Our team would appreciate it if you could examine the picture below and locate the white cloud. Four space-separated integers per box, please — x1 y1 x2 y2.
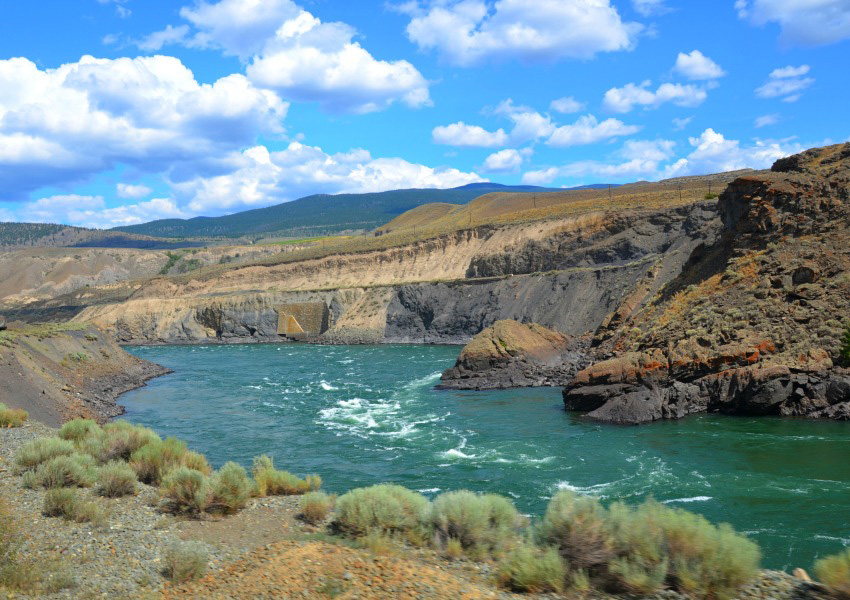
755 65 814 101
171 143 485 214
632 0 670 16
770 64 810 78
663 128 801 177
116 183 153 199
550 96 584 114
400 0 642 67
491 100 557 144
143 0 431 114
736 0 850 46
0 55 287 200
754 114 779 128
603 80 708 113
523 138 675 183
672 116 693 130
97 0 131 19
673 50 725 80
15 195 188 228
432 122 508 147
547 114 641 147
483 148 524 173
137 25 190 52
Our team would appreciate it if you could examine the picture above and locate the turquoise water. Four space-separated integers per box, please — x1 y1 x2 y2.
121 343 850 570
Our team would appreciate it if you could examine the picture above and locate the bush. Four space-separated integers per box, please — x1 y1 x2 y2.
0 403 28 427
252 455 313 496
42 488 107 526
335 484 429 537
28 454 97 489
15 437 75 472
182 451 212 476
130 437 189 484
301 491 334 525
430 490 521 556
538 490 615 573
209 462 252 514
162 541 209 583
58 418 100 442
0 497 19 568
96 461 137 497
499 543 566 593
100 422 161 462
161 467 210 514
814 548 850 598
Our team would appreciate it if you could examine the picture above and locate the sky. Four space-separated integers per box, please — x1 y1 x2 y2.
0 0 848 229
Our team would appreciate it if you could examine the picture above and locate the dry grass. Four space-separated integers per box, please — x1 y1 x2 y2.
0 403 27 427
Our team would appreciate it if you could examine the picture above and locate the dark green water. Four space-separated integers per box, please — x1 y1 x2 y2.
121 343 850 570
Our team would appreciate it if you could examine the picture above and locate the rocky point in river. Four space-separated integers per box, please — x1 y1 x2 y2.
438 319 587 389
563 143 850 425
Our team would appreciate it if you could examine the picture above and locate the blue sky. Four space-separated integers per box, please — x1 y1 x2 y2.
0 0 848 228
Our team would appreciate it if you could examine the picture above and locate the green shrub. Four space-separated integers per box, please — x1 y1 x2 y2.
100 421 161 462
130 437 189 484
0 497 19 568
58 418 100 442
96 461 137 497
498 543 566 593
430 490 521 556
42 489 107 526
301 491 335 525
814 547 850 598
0 403 28 427
252 455 313 496
162 541 209 583
181 450 212 476
335 484 429 537
538 490 615 573
15 437 75 472
608 500 759 599
28 454 97 489
209 462 252 514
161 467 210 514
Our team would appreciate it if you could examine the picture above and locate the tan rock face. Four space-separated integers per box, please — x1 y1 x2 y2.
457 320 570 369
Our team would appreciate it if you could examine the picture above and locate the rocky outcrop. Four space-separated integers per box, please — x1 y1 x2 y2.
0 324 169 426
439 320 587 389
564 143 850 424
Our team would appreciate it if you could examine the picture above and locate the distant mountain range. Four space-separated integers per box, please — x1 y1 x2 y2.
111 183 606 239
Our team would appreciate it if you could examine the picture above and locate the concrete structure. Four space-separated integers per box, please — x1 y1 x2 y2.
275 302 330 339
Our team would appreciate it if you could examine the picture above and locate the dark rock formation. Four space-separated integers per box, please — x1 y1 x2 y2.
564 143 850 424
438 320 588 389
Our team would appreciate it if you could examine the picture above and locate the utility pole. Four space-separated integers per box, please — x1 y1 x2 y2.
608 184 612 200
678 183 682 203
533 194 537 209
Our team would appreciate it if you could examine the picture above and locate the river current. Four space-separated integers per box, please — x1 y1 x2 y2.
121 343 850 570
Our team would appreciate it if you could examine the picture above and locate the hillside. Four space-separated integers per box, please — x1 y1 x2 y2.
0 222 202 250
111 184 559 239
563 143 850 424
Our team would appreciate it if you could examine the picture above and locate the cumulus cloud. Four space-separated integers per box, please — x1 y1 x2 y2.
137 25 190 52
492 99 556 144
142 0 431 114
523 138 675 183
547 114 641 146
482 148 525 173
171 143 485 214
673 50 726 80
116 183 152 198
432 122 508 147
663 128 800 177
735 0 850 46
754 114 779 128
603 80 708 113
16 195 188 228
0 55 287 200
97 0 131 19
399 0 642 66
550 96 584 114
755 65 814 101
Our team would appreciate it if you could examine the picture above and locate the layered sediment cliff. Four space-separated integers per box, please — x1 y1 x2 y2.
51 199 719 347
